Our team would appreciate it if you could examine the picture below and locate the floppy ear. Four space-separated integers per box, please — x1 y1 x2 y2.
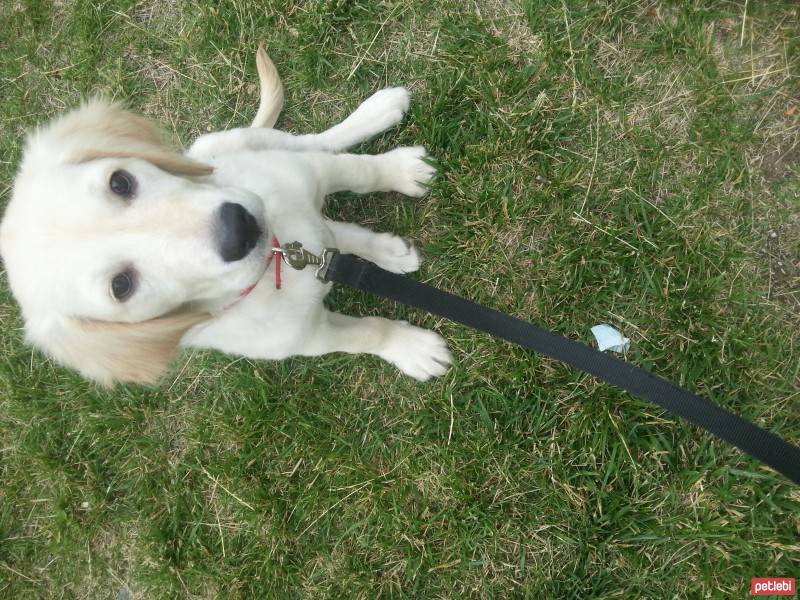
25 311 209 386
26 98 212 176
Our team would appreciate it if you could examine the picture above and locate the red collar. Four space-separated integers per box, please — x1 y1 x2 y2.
238 235 282 299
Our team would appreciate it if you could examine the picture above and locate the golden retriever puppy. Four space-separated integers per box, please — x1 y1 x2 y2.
0 48 451 385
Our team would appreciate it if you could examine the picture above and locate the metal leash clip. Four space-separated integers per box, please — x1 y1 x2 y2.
272 241 338 281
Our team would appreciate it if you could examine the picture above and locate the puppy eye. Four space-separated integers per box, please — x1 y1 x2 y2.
109 170 135 198
110 270 136 301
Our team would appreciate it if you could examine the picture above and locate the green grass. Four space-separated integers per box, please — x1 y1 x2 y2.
1 0 799 597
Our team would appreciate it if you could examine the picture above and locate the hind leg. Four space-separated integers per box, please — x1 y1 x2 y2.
304 146 435 197
188 88 412 159
312 87 410 150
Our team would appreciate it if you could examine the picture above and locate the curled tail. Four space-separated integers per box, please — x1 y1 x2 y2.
250 45 284 128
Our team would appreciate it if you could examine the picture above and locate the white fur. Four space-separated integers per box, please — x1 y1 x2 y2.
0 53 452 385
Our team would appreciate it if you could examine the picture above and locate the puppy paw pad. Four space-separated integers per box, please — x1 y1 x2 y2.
372 234 422 273
385 146 437 197
382 324 452 381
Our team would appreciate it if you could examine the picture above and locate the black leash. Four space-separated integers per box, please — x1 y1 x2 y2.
319 251 800 486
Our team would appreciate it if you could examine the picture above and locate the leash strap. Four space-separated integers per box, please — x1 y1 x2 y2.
324 252 800 485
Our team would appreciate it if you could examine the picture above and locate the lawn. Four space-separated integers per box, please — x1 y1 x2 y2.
1 0 798 598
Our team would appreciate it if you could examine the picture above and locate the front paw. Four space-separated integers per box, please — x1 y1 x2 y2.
371 233 422 273
383 146 436 197
380 322 452 381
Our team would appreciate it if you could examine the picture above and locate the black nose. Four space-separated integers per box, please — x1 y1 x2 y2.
216 202 262 262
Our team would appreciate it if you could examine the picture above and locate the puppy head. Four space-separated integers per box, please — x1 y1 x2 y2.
0 100 268 384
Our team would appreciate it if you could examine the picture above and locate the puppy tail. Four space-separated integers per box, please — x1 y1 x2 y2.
251 45 285 128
